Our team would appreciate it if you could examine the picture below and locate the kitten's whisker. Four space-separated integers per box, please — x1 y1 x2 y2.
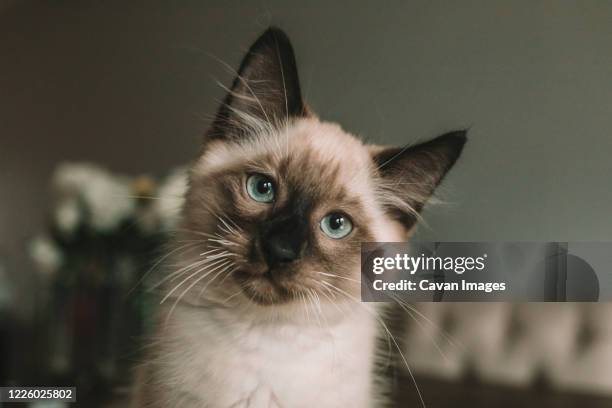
309 284 340 369
200 247 229 257
311 280 346 318
222 288 244 304
128 241 202 296
217 224 233 236
224 215 243 232
317 271 361 284
201 250 239 261
308 288 324 331
208 237 240 247
173 238 208 244
216 263 238 286
398 302 451 363
389 294 463 351
300 291 311 324
165 264 235 324
311 289 323 316
206 253 239 262
216 218 235 236
172 228 217 239
149 257 211 291
169 256 231 282
151 253 231 291
197 265 237 298
305 289 319 328
161 259 233 304
316 280 340 303
218 216 242 235
179 201 244 242
319 281 427 408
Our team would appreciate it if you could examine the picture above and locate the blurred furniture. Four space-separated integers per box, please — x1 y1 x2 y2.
395 375 612 408
404 303 612 396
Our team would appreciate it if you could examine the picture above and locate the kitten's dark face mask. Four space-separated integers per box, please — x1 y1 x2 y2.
184 145 377 305
172 28 466 307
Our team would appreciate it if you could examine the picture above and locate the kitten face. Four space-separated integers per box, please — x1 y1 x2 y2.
171 28 466 308
185 119 396 305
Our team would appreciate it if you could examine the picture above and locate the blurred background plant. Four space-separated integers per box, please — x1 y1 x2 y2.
3 163 187 407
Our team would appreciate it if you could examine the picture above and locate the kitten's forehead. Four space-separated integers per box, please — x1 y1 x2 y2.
196 117 374 197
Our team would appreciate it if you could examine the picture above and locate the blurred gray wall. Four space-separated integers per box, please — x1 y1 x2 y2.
1 0 612 276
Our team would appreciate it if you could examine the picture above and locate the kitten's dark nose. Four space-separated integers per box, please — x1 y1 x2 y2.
264 233 300 263
260 218 306 267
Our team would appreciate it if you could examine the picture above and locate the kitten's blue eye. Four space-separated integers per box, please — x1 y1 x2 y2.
246 174 275 203
320 213 353 239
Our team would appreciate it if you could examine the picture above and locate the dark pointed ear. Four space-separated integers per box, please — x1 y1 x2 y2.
207 27 306 142
372 130 467 228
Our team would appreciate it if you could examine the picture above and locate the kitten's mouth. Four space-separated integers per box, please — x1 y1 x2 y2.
233 268 297 305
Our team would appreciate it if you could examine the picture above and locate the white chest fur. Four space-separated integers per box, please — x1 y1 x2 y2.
150 303 379 408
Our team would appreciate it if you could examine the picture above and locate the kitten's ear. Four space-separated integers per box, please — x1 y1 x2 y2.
372 130 467 228
207 27 306 142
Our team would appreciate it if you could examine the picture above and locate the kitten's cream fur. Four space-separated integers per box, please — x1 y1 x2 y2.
133 27 465 408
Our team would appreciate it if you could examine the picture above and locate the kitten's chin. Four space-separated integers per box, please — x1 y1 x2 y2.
233 269 296 306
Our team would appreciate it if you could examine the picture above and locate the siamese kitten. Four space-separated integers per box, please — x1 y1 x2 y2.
134 27 466 407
